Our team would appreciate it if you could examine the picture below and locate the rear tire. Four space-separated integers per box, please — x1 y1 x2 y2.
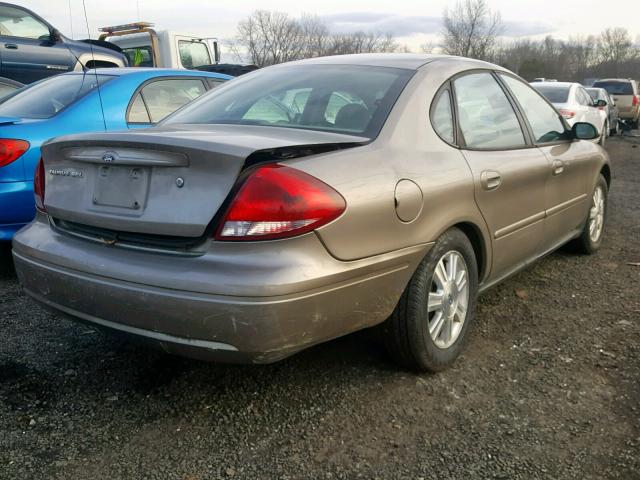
572 174 608 254
381 228 478 372
610 120 618 136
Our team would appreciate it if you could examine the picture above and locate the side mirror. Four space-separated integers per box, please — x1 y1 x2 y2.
595 99 607 107
50 29 62 43
572 122 598 140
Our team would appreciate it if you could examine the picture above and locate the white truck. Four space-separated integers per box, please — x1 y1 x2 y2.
99 22 220 69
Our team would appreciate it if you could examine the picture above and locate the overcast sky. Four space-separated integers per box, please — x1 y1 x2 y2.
14 0 640 54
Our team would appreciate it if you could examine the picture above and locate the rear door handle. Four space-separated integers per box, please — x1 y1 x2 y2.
480 170 502 190
552 160 565 175
4 43 17 49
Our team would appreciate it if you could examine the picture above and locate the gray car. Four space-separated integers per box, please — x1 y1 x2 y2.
12 54 610 371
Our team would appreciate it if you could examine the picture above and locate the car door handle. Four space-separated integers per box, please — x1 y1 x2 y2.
4 43 17 49
552 160 565 175
480 171 502 190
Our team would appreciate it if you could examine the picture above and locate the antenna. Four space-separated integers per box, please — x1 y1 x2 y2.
81 0 107 131
68 0 73 38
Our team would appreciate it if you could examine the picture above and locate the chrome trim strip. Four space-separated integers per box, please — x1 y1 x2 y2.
494 211 545 239
546 194 588 217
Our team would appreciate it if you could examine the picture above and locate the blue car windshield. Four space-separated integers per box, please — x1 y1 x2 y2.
163 65 414 139
0 73 114 119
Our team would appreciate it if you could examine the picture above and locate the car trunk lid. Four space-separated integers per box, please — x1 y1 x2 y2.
41 125 366 239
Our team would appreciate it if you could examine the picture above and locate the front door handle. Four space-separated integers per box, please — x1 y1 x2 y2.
4 43 17 49
480 170 502 190
552 160 565 175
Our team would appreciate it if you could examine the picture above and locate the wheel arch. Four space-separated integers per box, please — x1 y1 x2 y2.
600 163 611 188
449 221 489 283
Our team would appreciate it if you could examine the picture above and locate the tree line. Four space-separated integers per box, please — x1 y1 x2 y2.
231 1 640 82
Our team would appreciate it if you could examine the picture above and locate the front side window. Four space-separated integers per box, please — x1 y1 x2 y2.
453 72 525 149
0 73 113 119
431 89 454 143
130 78 207 123
178 41 211 69
164 65 414 139
0 6 49 40
500 74 566 144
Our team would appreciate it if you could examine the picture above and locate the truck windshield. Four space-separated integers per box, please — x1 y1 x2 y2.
0 73 114 119
592 81 634 95
164 65 414 139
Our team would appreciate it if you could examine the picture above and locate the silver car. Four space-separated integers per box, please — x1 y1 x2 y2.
12 54 610 371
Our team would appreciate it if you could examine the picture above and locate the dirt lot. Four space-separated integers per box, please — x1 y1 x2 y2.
0 135 638 480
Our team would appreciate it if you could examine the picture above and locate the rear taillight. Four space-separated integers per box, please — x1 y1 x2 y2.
215 164 346 241
559 109 575 119
633 95 639 107
0 139 29 168
598 106 605 111
34 158 45 212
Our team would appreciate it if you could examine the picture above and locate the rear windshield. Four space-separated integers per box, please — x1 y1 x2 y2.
0 73 113 119
592 81 634 95
531 85 570 104
163 65 414 138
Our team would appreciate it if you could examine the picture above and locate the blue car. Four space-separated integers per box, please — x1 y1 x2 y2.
0 68 231 241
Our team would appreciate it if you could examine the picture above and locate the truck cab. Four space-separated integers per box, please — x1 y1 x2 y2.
100 23 219 69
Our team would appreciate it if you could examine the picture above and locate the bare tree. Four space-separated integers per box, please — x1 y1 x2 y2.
235 10 398 65
237 10 305 67
598 27 635 63
441 0 502 60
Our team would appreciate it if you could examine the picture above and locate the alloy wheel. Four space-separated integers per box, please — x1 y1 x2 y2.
589 186 605 243
427 251 470 349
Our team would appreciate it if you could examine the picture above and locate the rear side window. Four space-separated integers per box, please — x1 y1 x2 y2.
453 72 525 149
178 41 211 69
593 81 634 95
501 74 566 144
127 78 207 124
431 89 454 143
122 46 154 67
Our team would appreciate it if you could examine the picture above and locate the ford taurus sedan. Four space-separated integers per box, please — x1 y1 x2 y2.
12 54 610 371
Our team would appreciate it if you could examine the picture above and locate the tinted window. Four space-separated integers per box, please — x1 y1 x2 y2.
432 89 454 143
0 6 49 39
592 81 634 95
164 65 413 139
0 73 113 119
178 41 211 69
501 75 566 144
531 85 570 104
139 78 206 123
454 72 525 149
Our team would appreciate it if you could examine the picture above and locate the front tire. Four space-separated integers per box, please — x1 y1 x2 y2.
382 228 478 372
572 174 608 254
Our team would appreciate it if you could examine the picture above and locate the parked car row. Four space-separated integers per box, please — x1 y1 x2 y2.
7 53 611 372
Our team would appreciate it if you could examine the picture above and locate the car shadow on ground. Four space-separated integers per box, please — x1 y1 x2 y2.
0 244 16 280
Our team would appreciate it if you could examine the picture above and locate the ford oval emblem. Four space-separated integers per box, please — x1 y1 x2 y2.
102 152 116 163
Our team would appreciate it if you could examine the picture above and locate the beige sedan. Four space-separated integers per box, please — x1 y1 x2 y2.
13 54 610 371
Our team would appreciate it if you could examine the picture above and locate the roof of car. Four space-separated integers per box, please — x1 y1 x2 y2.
67 68 232 79
594 78 635 83
280 53 503 71
531 81 576 88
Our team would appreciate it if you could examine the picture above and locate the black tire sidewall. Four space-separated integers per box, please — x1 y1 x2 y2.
404 228 479 371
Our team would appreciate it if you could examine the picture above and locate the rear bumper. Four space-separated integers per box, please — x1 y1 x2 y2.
0 180 34 241
13 218 430 363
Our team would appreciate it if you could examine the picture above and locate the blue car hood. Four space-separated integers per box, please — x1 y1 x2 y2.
0 116 22 125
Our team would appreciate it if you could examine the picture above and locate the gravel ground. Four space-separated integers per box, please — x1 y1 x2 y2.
1 135 639 480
